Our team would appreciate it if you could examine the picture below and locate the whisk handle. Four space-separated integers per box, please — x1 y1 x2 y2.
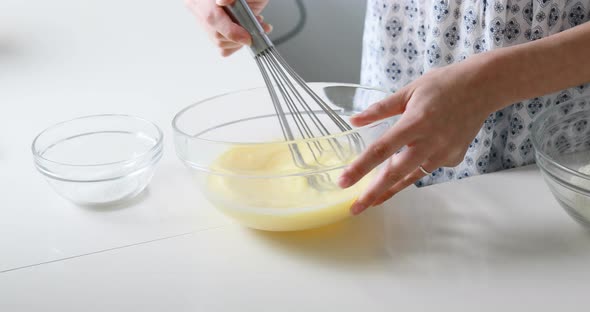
222 0 273 56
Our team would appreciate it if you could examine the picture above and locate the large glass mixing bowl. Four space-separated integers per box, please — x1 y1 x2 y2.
531 96 590 227
172 83 395 231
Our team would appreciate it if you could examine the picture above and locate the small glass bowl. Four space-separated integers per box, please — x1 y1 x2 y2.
32 114 163 205
531 96 590 227
173 83 395 231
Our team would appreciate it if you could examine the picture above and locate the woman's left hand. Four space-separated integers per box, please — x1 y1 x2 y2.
339 55 508 215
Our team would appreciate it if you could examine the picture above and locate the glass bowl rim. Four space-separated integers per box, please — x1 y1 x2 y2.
34 151 163 183
171 82 393 146
31 114 164 168
530 95 590 181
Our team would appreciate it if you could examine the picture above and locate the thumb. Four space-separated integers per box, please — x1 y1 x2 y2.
350 90 408 127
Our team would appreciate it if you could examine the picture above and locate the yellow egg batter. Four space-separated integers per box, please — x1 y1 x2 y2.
205 143 372 231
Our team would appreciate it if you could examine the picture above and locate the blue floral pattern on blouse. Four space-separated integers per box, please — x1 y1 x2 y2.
361 0 590 186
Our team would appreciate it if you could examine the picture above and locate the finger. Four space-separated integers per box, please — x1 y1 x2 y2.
350 144 431 215
215 0 234 6
262 22 273 33
372 168 426 206
255 15 273 33
210 32 242 49
373 159 438 206
338 118 415 188
220 46 242 57
350 90 408 127
207 7 251 45
217 39 242 48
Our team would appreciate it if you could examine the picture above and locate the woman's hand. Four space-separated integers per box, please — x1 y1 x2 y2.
339 55 508 215
339 21 590 215
185 0 272 57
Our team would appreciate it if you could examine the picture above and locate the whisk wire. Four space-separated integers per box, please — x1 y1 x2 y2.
255 57 309 168
223 0 366 188
264 48 354 163
263 50 327 157
267 50 332 137
271 50 366 155
260 53 324 165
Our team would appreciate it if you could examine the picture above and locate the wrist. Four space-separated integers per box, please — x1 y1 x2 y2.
458 51 515 116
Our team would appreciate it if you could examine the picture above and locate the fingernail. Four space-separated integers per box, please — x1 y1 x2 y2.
350 202 366 216
267 24 273 33
258 15 264 21
338 175 351 188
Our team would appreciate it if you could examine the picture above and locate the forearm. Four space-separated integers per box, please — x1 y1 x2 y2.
472 21 590 112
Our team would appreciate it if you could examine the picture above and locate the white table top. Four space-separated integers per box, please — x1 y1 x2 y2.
3 166 590 311
0 0 257 273
2 1 590 311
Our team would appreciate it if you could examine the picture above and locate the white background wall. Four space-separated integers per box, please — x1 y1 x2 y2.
265 0 367 84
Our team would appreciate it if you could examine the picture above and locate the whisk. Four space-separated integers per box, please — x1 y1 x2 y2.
223 0 363 185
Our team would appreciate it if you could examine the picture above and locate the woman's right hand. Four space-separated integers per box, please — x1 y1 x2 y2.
185 0 272 57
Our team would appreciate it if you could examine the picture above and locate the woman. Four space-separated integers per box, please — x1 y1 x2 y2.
186 0 590 215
